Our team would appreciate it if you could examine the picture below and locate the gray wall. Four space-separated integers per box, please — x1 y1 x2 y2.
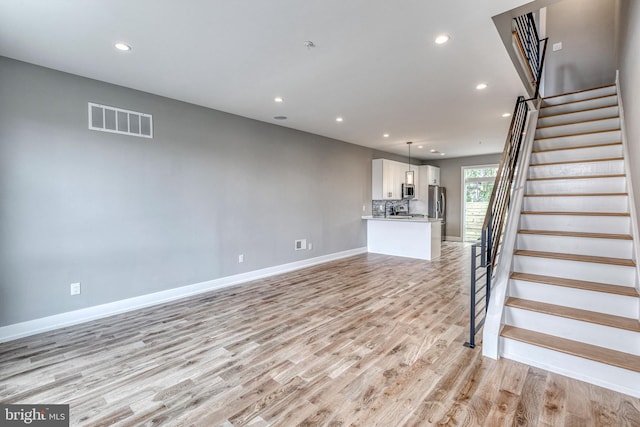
544 0 617 96
0 57 375 326
617 0 640 231
429 153 502 240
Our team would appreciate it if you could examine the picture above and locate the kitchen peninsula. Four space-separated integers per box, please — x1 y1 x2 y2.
362 216 442 260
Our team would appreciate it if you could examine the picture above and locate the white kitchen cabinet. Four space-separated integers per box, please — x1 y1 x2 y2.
417 165 440 205
372 159 395 200
372 159 416 200
425 165 440 186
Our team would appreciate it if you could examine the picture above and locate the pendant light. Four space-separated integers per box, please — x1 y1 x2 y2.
405 141 414 185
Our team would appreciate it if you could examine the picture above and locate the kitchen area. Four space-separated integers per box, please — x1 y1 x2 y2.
362 154 446 260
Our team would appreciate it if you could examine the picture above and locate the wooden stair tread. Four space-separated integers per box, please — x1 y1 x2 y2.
521 211 630 217
534 129 621 141
536 116 620 130
532 141 621 153
513 249 636 266
505 297 640 332
510 272 639 297
501 325 640 373
528 174 625 181
518 229 633 240
540 94 617 111
530 157 623 166
524 192 627 197
541 87 617 108
542 84 616 100
539 104 619 119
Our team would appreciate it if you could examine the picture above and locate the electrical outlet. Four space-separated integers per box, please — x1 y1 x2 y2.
238 254 244 263
70 282 81 296
308 243 313 250
362 204 366 212
552 42 562 51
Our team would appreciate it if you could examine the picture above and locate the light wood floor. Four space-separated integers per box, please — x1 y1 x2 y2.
1 243 639 426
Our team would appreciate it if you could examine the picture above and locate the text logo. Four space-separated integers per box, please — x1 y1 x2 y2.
0 404 69 426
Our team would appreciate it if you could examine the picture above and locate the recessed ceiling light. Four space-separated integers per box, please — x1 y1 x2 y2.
274 97 284 103
418 145 423 149
383 133 389 138
440 153 446 156
502 112 511 117
114 42 131 51
435 34 450 45
273 116 287 120
336 117 343 122
430 149 437 153
476 83 488 90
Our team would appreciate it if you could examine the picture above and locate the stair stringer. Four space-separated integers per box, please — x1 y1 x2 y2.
482 108 539 359
616 70 640 304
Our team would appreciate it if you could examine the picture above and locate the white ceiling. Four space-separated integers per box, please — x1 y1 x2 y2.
0 0 532 160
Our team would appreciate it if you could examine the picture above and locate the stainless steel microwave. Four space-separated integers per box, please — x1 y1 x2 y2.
401 183 415 199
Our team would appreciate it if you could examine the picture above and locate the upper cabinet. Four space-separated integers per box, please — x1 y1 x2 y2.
424 165 440 186
418 165 441 204
372 159 418 200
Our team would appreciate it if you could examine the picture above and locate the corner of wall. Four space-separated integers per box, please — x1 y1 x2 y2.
615 73 640 294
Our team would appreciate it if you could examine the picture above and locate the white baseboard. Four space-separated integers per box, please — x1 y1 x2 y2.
0 247 367 343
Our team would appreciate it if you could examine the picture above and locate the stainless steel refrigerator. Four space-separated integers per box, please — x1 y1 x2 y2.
428 185 446 241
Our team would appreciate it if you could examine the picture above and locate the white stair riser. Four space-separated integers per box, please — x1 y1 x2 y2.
540 95 618 117
529 159 624 178
531 144 623 164
509 279 639 318
537 106 619 128
504 307 639 355
519 214 631 234
498 88 640 399
516 234 633 259
512 255 636 286
522 195 628 213
526 177 626 194
542 86 617 106
535 118 620 139
534 130 621 151
500 337 640 398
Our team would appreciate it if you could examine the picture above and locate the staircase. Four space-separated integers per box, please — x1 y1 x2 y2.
498 84 640 397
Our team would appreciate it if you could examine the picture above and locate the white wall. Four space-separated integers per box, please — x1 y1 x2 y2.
544 0 617 95
617 0 640 230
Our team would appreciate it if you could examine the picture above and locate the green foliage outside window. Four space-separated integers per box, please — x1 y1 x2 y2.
464 167 498 203
466 182 495 203
464 167 497 179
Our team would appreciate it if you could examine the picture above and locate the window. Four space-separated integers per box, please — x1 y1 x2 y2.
462 165 498 242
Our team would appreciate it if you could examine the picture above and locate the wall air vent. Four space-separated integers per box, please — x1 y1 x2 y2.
88 102 153 138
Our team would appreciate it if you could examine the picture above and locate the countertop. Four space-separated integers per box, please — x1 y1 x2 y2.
361 215 442 223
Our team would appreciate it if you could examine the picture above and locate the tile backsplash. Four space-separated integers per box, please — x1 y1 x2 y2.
372 200 409 217
372 199 428 217
372 200 386 217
